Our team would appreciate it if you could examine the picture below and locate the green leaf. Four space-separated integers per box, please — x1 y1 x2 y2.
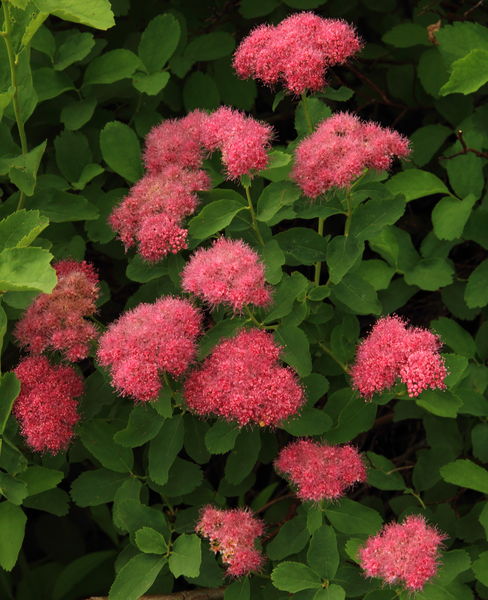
0 373 19 436
205 420 240 454
411 124 451 167
108 553 165 600
159 457 202 497
473 551 488 586
0 247 56 293
465 259 488 308
9 141 46 196
224 578 250 600
275 324 312 377
24 488 69 516
416 389 462 418
0 473 27 505
133 72 170 96
70 469 127 507
257 181 300 223
349 196 406 241
0 305 5 359
326 236 363 284
33 68 75 102
184 32 235 62
262 239 285 285
326 390 377 444
0 502 26 571
321 86 354 101
472 423 488 463
61 98 97 130
115 497 169 537
271 562 322 593
382 23 429 47
240 0 279 18
440 459 488 494
432 194 476 241
54 31 95 70
139 13 180 72
18 466 63 496
267 516 310 560
183 72 220 111
274 227 327 266
385 169 449 201
431 317 476 357
168 534 201 578
295 97 331 136
0 210 48 252
331 273 381 315
307 525 339 580
366 452 406 491
148 416 184 485
441 49 488 95
135 527 167 555
84 49 141 85
52 551 115 600
113 405 164 448
33 0 115 29
28 190 99 222
55 130 92 183
282 408 332 436
188 199 245 241
264 271 308 323
225 429 261 485
314 586 346 600
324 498 382 535
197 318 246 360
404 257 454 291
100 121 143 183
79 421 134 473
369 226 419 272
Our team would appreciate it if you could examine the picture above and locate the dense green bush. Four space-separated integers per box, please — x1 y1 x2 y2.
0 0 487 599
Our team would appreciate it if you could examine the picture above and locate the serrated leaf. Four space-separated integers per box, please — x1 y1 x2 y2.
0 210 48 252
271 562 322 593
135 527 167 554
404 257 454 291
139 13 180 72
385 169 449 201
79 421 134 473
9 141 46 196
440 49 488 95
168 534 201 578
0 247 56 293
34 0 114 29
440 459 488 494
84 49 141 85
465 259 488 308
432 194 476 241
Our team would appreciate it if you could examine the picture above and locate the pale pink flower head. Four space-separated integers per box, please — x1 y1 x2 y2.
275 439 366 502
97 297 202 402
144 110 208 173
184 328 304 427
109 165 210 262
196 506 265 577
292 112 410 198
233 12 362 95
182 238 271 311
14 356 83 454
359 515 446 592
350 315 447 399
201 107 273 179
14 260 100 362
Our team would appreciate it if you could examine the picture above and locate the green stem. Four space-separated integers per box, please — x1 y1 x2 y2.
344 189 352 237
314 216 325 285
301 92 313 135
244 305 262 328
318 342 350 374
244 184 265 246
1 1 29 211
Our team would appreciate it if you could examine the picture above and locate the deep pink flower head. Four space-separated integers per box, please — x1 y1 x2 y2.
350 315 447 399
201 107 273 178
182 238 271 311
109 165 210 262
184 328 304 426
14 356 83 454
233 12 362 94
97 297 202 402
196 506 265 577
359 515 446 592
275 439 366 502
14 260 99 362
144 110 208 172
292 112 410 197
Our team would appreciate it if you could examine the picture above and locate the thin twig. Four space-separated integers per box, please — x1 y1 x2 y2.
440 130 488 161
87 588 226 600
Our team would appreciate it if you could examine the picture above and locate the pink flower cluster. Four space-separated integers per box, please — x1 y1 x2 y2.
292 112 410 198
351 315 447 399
14 356 83 454
184 328 304 426
234 12 362 95
275 439 366 502
14 260 99 362
110 108 272 261
182 238 271 311
97 297 201 402
359 515 446 592
196 506 264 577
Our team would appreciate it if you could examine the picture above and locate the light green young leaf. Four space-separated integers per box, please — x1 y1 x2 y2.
9 141 46 196
432 194 476 241
34 0 115 30
0 247 56 293
0 209 48 252
440 49 488 95
440 459 488 494
385 169 449 201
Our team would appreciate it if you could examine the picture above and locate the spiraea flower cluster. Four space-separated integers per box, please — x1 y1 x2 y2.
275 439 366 502
351 315 447 399
196 506 265 577
292 112 410 197
14 260 100 362
110 107 272 261
97 297 201 402
184 328 304 426
359 515 446 592
182 238 271 311
14 356 83 454
234 12 361 95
